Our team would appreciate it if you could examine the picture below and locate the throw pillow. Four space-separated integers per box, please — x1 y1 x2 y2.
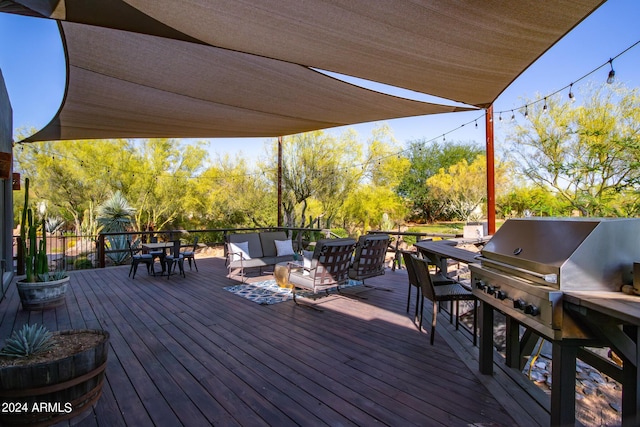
274 239 295 256
303 250 314 269
229 241 251 261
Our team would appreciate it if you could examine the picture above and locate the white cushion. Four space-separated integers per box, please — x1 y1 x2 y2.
303 250 314 269
274 239 295 256
230 241 251 261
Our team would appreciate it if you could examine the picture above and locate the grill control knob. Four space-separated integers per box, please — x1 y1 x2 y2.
524 304 540 316
475 281 486 291
513 299 526 310
495 290 507 300
485 285 495 295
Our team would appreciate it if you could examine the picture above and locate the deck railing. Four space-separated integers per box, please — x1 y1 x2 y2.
13 227 462 273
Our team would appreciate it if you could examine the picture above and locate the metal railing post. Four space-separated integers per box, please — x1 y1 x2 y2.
98 234 106 268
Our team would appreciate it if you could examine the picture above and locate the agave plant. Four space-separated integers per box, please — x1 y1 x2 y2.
97 192 136 264
0 324 54 358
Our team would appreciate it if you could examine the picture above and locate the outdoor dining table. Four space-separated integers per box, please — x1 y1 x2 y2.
141 241 175 276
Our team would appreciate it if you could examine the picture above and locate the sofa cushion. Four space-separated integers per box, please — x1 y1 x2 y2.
229 241 250 261
229 232 263 258
227 257 271 269
259 231 288 257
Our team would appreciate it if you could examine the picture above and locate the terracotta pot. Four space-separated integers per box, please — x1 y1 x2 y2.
0 329 110 426
16 276 69 310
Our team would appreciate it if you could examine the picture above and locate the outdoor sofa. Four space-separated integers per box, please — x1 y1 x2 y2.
225 231 296 281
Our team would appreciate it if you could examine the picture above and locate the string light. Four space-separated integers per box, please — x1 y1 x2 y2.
568 83 575 102
511 110 515 121
524 105 528 119
606 58 615 84
498 112 502 122
494 39 639 123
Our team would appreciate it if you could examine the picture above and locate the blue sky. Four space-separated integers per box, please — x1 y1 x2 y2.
1 0 640 163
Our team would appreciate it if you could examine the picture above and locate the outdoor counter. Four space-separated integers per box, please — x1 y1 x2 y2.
563 291 640 427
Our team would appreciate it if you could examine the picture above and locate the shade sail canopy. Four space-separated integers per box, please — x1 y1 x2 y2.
2 0 605 142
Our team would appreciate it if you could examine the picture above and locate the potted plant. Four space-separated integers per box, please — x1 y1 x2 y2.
0 324 109 426
16 178 69 310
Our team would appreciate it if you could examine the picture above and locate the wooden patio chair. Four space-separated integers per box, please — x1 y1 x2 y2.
410 254 477 345
288 238 357 310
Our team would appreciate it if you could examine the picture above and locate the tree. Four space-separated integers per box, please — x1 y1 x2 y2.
505 83 640 216
13 136 129 234
266 130 362 228
397 140 484 222
426 155 510 222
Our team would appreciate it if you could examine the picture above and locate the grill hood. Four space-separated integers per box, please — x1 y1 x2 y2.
480 218 640 291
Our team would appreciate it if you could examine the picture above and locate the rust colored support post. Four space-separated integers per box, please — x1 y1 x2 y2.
98 233 105 268
485 105 496 235
277 136 283 227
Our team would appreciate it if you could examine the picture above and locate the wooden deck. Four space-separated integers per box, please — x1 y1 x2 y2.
0 256 549 427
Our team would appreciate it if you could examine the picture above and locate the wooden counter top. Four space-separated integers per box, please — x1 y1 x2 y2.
564 291 640 326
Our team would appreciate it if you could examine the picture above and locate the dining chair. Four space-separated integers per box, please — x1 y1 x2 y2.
181 236 198 271
410 254 476 345
148 235 165 274
164 240 185 279
127 239 154 279
401 250 421 318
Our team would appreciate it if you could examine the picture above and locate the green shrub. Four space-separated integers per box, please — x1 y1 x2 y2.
74 257 94 269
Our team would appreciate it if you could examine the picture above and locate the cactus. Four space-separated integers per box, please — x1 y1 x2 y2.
20 177 56 282
0 323 54 358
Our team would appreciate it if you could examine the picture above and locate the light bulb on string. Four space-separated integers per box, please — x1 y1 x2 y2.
607 58 615 84
543 98 548 112
498 112 503 122
475 120 478 129
568 83 575 102
524 105 528 119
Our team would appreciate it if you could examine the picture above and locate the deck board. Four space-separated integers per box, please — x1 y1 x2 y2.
0 256 548 426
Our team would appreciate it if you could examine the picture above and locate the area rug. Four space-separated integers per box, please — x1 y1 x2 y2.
223 279 363 305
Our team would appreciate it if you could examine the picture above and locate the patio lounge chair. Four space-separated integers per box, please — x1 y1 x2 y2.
288 238 357 309
348 234 390 283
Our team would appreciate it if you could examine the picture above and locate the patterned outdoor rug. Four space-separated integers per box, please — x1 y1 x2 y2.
223 279 363 305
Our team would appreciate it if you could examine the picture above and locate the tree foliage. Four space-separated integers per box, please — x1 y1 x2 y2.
397 140 484 222
426 155 510 222
505 84 640 216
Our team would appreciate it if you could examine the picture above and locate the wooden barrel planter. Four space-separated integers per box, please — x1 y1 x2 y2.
0 329 109 427
16 276 69 310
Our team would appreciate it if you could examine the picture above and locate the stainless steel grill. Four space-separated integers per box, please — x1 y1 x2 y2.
470 218 640 340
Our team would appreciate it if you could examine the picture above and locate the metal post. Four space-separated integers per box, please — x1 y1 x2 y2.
277 136 283 227
98 234 105 268
485 105 496 235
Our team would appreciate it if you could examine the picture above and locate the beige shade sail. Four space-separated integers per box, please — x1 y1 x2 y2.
2 0 605 142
